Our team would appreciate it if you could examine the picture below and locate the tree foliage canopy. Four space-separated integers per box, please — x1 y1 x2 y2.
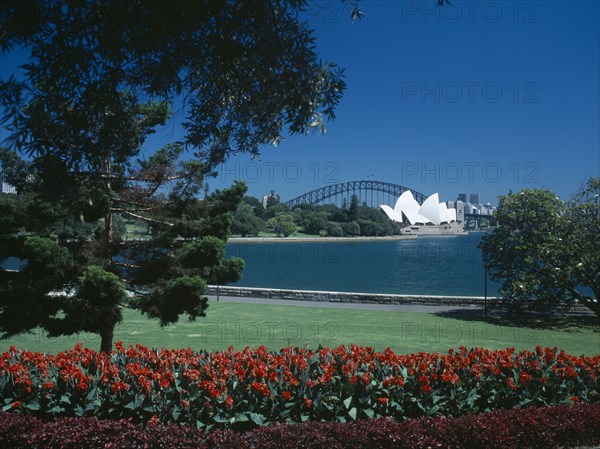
0 0 345 169
480 179 600 317
0 0 347 351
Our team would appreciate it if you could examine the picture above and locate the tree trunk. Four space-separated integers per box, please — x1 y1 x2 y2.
105 158 114 266
100 327 114 354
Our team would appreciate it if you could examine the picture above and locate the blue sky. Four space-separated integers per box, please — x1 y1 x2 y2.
2 1 599 206
208 0 600 205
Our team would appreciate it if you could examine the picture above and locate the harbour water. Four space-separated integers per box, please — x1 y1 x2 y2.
226 233 501 297
1 233 501 297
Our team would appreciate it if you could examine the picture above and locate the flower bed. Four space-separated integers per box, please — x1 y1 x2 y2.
1 343 598 429
1 403 600 448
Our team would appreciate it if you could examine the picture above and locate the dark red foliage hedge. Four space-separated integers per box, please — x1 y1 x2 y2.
2 403 600 449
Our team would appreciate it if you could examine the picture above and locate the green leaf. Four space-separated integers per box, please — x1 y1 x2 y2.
250 413 266 426
343 396 352 409
47 405 65 414
427 405 440 416
25 398 40 411
213 414 229 423
233 413 249 423
86 387 99 401
467 389 480 406
348 407 357 420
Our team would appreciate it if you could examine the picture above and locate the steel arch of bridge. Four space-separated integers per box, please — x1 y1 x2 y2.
284 181 428 208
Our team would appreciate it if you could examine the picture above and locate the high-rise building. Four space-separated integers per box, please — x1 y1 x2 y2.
470 193 480 205
455 200 465 222
457 193 467 203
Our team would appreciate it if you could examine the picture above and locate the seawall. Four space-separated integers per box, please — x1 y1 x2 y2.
207 285 495 307
206 286 592 313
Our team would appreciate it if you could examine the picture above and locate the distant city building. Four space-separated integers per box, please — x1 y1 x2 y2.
447 200 455 209
1 182 16 194
1 172 17 194
455 200 465 222
481 203 495 215
470 193 480 205
262 191 280 208
457 193 468 203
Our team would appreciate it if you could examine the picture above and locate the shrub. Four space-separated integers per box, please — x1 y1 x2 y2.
1 403 600 448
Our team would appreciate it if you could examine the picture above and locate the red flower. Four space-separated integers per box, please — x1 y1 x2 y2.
225 396 234 408
377 397 388 405
442 370 459 384
282 391 292 401
520 372 532 384
251 382 270 398
11 401 21 409
304 398 313 409
111 381 129 394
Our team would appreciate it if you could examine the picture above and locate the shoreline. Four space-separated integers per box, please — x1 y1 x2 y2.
228 234 469 243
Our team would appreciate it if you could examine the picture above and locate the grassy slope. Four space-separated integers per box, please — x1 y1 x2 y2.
2 301 598 355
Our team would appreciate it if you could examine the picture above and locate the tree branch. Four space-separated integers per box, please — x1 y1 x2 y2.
120 211 174 227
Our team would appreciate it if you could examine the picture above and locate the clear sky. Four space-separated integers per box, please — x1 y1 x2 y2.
208 0 600 205
2 1 599 206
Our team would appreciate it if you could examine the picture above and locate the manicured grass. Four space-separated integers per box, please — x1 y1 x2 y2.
1 301 598 355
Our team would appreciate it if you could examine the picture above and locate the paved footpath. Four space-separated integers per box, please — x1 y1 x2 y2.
206 295 478 314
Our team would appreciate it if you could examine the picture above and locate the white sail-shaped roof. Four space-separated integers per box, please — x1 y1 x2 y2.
380 205 404 222
395 190 428 224
380 190 457 225
439 202 451 224
419 193 441 225
447 207 457 222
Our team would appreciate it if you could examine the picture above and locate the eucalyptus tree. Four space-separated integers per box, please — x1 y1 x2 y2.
0 0 347 351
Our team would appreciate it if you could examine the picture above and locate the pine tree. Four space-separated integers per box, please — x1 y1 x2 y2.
0 1 345 351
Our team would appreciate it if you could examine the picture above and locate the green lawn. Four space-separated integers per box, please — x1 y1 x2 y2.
2 301 599 355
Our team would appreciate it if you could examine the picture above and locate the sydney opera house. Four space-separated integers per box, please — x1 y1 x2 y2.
380 191 464 234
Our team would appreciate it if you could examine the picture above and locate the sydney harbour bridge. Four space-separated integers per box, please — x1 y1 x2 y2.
284 180 493 226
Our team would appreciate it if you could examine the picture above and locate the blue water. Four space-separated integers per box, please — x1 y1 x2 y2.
1 234 500 296
226 233 501 296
